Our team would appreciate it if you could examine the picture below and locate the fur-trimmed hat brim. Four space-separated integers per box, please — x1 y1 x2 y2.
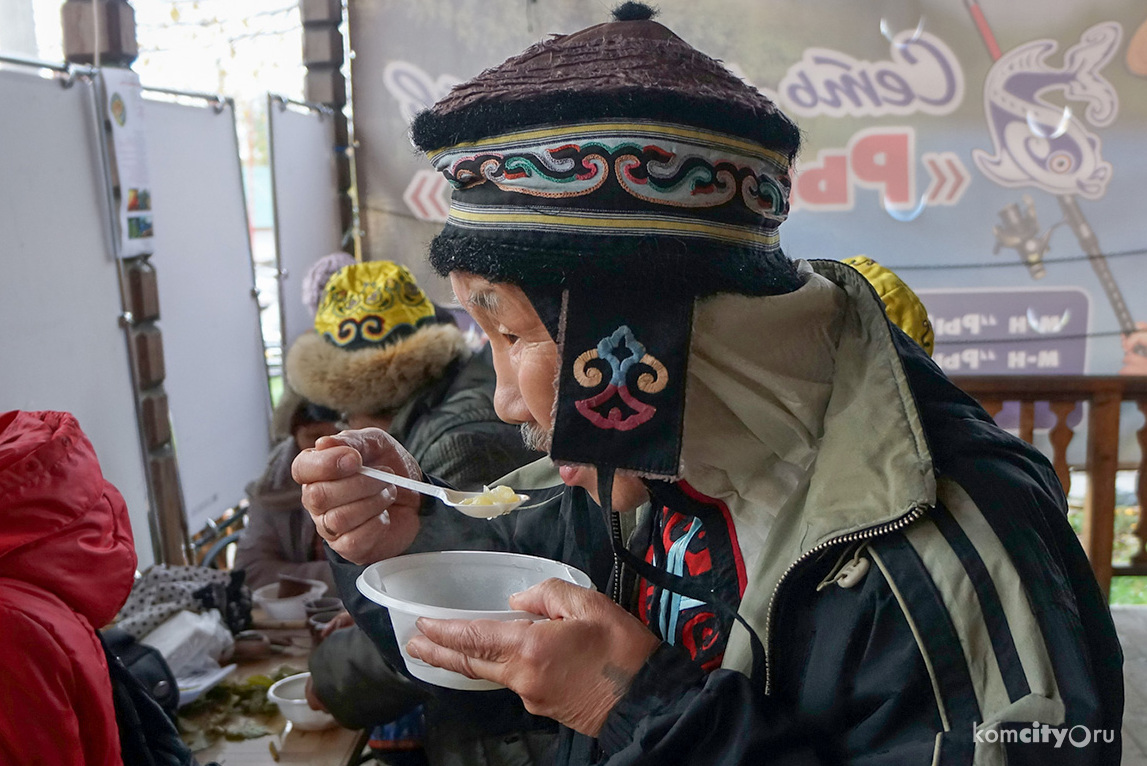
285 323 469 415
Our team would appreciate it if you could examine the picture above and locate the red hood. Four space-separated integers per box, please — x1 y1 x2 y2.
0 411 137 628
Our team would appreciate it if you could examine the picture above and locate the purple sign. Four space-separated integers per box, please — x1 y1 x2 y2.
921 287 1090 374
920 287 1090 429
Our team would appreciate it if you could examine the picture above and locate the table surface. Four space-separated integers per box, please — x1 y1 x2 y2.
192 625 365 766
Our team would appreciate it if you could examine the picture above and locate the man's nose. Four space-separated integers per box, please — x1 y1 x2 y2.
493 378 528 425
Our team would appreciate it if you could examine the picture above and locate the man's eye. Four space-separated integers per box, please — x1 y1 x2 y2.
503 333 520 345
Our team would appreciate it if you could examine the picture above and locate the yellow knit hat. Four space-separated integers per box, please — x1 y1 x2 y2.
842 256 934 355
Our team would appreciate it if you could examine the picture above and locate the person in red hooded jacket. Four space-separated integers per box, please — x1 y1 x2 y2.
0 410 138 765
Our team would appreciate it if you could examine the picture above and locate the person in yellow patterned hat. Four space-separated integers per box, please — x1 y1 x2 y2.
842 256 935 355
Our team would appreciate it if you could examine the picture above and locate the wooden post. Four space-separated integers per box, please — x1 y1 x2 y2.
1018 401 1036 444
61 0 138 66
300 0 355 257
64 1 191 565
1048 400 1076 496
1082 386 1122 599
1131 399 1147 567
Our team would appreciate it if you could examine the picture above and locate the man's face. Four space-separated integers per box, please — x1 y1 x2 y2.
449 272 561 443
450 271 649 512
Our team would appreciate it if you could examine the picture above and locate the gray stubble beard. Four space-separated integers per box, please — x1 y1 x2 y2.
520 422 553 453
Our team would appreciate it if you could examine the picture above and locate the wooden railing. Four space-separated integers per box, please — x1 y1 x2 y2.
951 375 1147 598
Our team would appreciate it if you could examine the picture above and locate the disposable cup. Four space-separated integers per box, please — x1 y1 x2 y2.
303 597 343 618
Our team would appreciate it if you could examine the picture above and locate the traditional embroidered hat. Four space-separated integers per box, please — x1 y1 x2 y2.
285 261 468 416
413 3 804 477
413 3 801 297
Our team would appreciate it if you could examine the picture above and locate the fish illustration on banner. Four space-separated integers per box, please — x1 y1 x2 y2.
973 22 1122 200
963 0 1146 366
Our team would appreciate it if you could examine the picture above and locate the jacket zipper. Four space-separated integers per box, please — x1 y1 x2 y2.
609 508 625 604
762 504 929 695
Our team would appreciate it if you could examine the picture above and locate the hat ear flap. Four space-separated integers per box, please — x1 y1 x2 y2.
551 286 692 478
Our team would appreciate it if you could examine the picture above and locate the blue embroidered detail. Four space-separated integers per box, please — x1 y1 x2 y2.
572 325 667 431
598 326 645 387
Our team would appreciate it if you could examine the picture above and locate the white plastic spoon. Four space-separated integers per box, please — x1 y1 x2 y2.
357 465 528 519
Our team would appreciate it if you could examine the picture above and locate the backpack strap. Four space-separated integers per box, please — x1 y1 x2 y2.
98 630 211 766
102 627 180 718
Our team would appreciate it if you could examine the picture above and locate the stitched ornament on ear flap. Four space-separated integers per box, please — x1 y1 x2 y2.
553 288 692 476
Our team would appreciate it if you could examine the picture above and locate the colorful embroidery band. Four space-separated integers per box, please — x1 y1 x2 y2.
429 121 792 252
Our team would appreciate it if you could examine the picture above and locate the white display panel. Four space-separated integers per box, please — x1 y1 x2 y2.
268 96 342 349
0 68 155 568
144 96 272 531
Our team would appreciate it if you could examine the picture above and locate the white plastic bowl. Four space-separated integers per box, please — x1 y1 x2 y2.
267 672 337 730
252 580 328 621
357 550 593 690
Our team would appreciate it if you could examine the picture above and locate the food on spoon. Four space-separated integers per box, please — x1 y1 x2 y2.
458 484 520 506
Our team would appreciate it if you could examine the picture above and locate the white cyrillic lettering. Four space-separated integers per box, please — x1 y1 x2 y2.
776 31 964 117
